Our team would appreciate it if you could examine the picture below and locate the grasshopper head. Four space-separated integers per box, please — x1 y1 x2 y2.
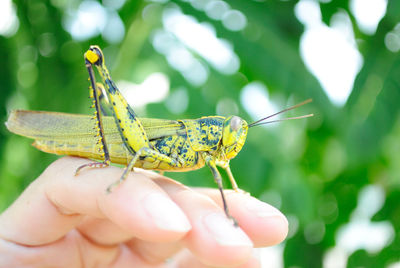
85 45 104 66
222 116 248 160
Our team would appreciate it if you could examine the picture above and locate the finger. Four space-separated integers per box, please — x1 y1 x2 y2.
0 157 191 246
195 189 288 247
77 216 134 246
0 162 84 246
77 217 183 262
0 229 163 268
100 178 286 264
149 175 254 267
0 230 119 267
49 157 192 243
172 249 261 268
109 244 163 268
143 167 287 247
126 239 182 265
77 217 184 263
130 170 286 263
124 239 260 268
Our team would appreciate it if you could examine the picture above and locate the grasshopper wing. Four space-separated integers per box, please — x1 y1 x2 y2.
6 110 122 144
6 110 185 143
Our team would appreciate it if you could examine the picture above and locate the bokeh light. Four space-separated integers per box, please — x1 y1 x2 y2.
1 1 399 267
296 0 363 106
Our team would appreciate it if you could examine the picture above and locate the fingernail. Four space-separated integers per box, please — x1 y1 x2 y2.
143 193 191 232
203 212 253 247
246 198 286 219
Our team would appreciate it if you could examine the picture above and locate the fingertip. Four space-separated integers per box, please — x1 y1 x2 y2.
232 194 289 247
195 189 289 247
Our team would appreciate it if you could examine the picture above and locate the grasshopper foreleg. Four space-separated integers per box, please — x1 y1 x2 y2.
205 156 238 227
224 165 248 195
224 165 239 192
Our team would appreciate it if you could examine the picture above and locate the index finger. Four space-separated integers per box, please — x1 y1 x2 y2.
0 157 191 246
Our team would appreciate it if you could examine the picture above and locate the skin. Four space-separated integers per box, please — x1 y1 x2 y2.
0 157 288 268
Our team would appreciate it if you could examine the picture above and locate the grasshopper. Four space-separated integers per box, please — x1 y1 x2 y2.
6 46 312 225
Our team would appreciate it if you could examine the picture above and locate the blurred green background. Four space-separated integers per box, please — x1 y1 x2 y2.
1 0 399 267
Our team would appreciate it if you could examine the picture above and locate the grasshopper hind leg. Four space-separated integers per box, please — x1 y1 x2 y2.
106 147 179 193
105 148 142 193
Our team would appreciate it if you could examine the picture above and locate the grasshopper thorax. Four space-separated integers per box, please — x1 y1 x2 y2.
222 116 248 160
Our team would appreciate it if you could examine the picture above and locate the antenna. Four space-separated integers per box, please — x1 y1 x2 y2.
248 99 313 127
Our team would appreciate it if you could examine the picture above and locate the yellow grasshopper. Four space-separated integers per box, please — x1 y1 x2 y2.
6 46 312 225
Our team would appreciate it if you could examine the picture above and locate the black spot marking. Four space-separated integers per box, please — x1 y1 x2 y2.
154 137 171 155
105 79 116 94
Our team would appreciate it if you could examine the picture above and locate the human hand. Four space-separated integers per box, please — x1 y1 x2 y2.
0 157 288 267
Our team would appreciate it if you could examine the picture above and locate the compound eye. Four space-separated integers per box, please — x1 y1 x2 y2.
230 116 241 131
